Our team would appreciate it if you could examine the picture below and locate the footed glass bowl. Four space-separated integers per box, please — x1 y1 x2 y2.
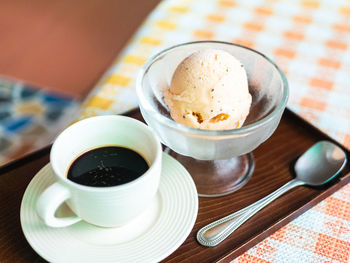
136 41 289 197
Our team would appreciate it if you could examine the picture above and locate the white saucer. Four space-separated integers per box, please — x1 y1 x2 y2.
20 153 198 263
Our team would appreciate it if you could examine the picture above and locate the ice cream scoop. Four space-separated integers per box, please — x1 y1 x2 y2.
164 49 252 130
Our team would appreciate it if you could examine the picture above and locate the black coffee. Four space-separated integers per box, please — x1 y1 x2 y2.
67 146 149 187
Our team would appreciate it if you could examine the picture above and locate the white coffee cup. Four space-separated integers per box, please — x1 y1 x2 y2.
36 115 162 228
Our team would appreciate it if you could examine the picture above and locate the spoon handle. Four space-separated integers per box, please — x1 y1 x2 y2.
197 179 305 247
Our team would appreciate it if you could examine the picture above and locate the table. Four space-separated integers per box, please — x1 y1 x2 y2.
1 0 350 262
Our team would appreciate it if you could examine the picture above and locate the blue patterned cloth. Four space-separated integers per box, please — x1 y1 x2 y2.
0 77 79 165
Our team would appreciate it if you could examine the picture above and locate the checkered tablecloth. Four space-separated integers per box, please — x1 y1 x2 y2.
78 0 350 261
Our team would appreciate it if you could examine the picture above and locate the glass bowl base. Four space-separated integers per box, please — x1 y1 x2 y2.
165 149 255 197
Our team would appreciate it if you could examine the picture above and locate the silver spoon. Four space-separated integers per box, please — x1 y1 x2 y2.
197 141 347 247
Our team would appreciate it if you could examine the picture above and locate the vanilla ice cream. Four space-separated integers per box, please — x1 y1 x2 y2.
164 49 252 130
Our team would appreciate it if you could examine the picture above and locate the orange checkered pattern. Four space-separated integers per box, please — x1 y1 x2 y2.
79 0 350 261
234 184 350 262
79 0 350 150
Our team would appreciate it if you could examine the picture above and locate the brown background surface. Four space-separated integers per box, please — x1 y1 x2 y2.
0 0 160 98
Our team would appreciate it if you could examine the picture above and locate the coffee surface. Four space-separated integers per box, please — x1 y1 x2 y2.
67 146 149 187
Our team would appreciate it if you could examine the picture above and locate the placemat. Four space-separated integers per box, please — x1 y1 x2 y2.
77 0 350 261
0 77 78 166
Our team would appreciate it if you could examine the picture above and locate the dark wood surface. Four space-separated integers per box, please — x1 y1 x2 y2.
0 0 160 98
0 108 349 263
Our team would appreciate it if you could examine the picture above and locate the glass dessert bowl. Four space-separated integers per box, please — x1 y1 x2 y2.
136 41 289 197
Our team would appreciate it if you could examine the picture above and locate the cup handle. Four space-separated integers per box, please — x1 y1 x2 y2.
36 182 81 227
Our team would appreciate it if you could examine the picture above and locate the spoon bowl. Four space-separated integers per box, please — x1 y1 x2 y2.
197 141 347 247
295 141 347 186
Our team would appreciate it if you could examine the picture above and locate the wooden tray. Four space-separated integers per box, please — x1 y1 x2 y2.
0 108 349 262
